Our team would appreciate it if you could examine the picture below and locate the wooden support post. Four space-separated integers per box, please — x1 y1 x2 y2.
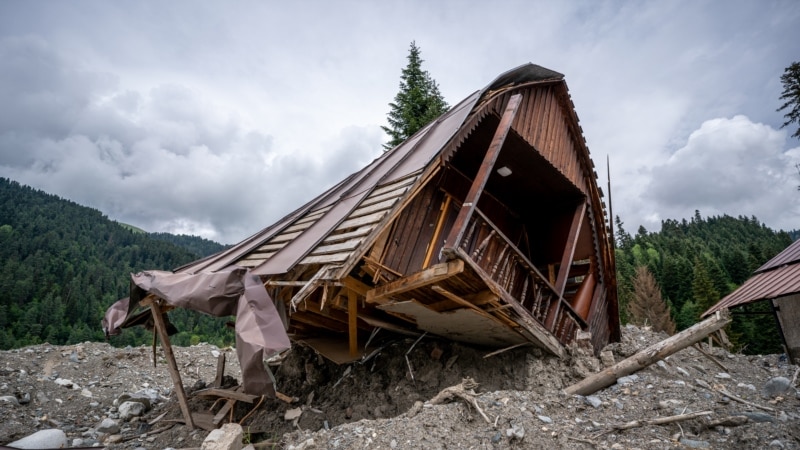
150 300 195 429
213 352 226 388
565 309 731 396
348 289 358 357
554 201 586 297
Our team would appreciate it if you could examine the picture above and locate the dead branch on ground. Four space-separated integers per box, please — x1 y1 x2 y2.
427 377 492 425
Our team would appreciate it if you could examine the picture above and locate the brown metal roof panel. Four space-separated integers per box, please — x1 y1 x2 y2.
756 238 800 273
703 263 800 316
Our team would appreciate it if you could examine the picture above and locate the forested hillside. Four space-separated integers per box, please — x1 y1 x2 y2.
615 211 795 354
0 178 229 350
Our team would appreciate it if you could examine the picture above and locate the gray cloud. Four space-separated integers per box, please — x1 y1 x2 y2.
0 1 798 244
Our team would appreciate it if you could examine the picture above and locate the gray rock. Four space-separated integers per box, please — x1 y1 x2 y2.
36 391 50 404
770 440 785 448
96 418 120 434
119 401 147 420
617 374 639 385
202 423 243 450
490 432 502 444
584 395 602 408
676 367 691 377
0 395 19 405
679 438 710 448
715 372 731 379
7 429 68 449
763 377 794 399
537 415 552 424
506 423 525 439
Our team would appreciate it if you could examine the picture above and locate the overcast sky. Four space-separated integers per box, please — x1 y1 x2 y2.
1 1 798 244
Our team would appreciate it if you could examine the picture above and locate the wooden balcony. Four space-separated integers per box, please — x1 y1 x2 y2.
365 207 586 357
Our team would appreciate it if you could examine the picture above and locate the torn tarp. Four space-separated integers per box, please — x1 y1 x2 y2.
102 267 291 396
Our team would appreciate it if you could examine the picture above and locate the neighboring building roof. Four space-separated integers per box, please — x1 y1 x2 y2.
177 64 567 278
703 239 800 316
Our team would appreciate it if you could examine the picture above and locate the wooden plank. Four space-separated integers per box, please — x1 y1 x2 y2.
422 195 452 269
150 301 194 429
213 353 226 388
337 210 387 229
196 388 258 403
288 266 329 309
360 186 409 208
212 399 236 425
308 237 363 255
349 198 397 218
321 226 373 244
191 412 216 431
430 285 485 315
366 260 464 304
348 289 358 357
369 172 419 197
235 259 264 267
266 230 302 244
341 276 372 296
300 252 350 265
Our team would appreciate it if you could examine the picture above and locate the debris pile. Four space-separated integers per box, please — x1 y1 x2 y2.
1 323 799 449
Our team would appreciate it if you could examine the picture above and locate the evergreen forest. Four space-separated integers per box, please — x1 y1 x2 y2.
0 178 231 350
0 177 797 356
615 212 795 354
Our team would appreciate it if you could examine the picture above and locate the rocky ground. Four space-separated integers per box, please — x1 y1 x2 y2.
1 324 799 449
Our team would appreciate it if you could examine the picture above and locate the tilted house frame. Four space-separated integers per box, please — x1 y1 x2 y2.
179 63 620 360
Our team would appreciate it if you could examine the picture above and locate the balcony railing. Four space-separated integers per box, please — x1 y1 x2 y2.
455 208 586 345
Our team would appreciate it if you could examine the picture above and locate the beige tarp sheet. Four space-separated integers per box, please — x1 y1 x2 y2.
102 267 290 396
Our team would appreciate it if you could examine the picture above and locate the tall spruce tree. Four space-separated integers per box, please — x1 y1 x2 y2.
628 266 676 335
778 61 800 140
382 41 449 150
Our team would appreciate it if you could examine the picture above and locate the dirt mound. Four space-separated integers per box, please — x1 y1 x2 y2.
1 325 798 449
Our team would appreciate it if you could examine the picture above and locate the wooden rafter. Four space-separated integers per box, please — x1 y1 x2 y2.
365 260 465 304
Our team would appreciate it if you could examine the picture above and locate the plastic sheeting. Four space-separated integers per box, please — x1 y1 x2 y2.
102 267 290 396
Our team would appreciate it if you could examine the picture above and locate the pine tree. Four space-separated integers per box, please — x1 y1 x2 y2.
692 257 720 314
382 41 449 150
627 266 676 335
777 61 800 139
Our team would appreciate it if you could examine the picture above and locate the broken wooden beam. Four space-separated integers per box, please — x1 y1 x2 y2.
150 300 194 429
565 309 731 396
366 260 464 304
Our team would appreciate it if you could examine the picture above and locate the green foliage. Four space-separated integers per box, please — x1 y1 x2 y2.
382 41 449 150
777 61 800 140
0 177 231 350
615 212 793 354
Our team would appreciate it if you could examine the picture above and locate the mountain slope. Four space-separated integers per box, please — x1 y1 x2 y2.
0 177 228 349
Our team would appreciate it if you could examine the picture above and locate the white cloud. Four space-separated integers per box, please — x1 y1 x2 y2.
642 116 800 231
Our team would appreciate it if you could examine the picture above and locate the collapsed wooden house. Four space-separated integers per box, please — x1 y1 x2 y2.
176 63 620 362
